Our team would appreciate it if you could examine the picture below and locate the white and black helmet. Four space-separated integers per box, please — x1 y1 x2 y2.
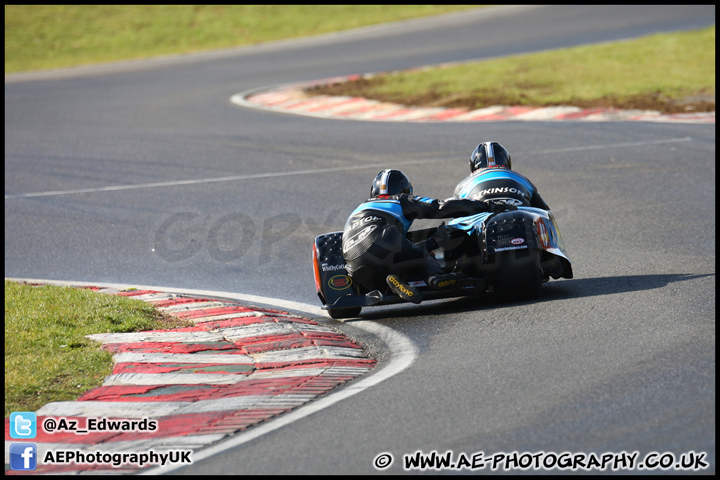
370 169 413 197
470 141 512 173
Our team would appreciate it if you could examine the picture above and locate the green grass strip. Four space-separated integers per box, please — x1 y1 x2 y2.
4 281 189 416
5 5 480 73
311 26 715 113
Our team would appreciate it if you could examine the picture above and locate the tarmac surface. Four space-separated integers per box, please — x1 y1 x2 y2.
5 65 714 474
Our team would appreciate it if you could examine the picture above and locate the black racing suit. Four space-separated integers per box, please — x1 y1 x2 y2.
342 194 494 289
454 168 550 209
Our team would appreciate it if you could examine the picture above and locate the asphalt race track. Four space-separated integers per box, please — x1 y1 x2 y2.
5 5 715 475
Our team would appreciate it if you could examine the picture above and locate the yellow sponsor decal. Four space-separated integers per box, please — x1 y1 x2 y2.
328 275 352 290
388 276 414 297
436 279 457 289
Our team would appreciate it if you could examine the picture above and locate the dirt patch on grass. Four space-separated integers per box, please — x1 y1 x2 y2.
306 78 715 114
567 92 715 114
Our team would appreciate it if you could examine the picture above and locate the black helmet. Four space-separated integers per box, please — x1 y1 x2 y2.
370 169 413 197
470 141 512 173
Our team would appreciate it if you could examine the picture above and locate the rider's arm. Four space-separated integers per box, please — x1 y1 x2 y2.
406 195 494 220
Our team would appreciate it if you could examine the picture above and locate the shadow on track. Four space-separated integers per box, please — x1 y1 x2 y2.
349 273 714 321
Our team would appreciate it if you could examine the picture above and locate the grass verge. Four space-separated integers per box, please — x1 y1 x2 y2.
4 281 190 416
4 5 480 73
307 26 715 114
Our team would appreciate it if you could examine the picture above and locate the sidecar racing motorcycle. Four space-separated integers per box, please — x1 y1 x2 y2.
312 206 573 319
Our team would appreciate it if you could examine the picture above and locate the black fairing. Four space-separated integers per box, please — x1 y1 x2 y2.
314 232 356 306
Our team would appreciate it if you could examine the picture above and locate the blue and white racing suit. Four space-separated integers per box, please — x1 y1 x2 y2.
342 194 494 285
454 169 549 209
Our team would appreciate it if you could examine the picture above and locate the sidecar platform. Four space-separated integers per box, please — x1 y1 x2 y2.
321 277 486 310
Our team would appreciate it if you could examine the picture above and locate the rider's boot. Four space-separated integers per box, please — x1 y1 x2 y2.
424 253 465 290
427 271 469 290
386 274 423 304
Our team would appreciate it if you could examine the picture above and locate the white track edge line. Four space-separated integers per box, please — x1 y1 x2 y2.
4 137 695 200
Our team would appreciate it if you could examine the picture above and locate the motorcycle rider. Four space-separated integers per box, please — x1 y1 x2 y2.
342 169 501 304
454 141 550 209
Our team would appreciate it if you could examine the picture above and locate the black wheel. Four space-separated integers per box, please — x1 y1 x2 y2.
493 249 542 302
327 307 362 319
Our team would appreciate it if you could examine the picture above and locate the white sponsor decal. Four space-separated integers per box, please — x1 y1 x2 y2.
321 264 346 272
494 245 529 252
490 198 524 206
343 224 379 253
351 215 382 229
479 187 528 197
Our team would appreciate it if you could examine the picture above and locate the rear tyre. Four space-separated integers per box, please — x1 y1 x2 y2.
493 249 542 302
327 307 362 319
